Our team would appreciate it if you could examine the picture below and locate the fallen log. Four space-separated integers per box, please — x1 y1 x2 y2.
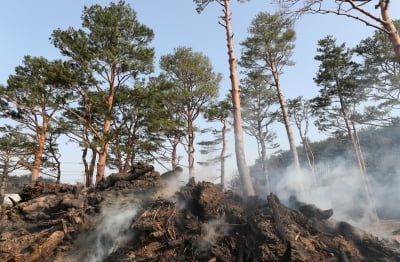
267 193 291 261
97 163 155 190
289 195 333 220
26 231 64 262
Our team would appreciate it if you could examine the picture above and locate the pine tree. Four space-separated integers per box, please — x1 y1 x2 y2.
198 99 232 190
193 0 256 196
241 71 279 195
51 1 155 183
287 97 315 178
312 36 376 217
240 12 302 176
0 56 76 182
160 47 221 179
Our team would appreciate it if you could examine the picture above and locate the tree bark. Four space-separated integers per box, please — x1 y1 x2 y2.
82 147 97 187
379 0 400 60
89 148 97 186
48 138 61 184
271 67 301 172
258 121 270 196
220 120 227 190
222 0 255 196
82 147 89 186
31 130 47 183
115 137 124 174
302 136 315 181
294 118 315 182
188 120 195 179
335 81 377 217
96 91 114 183
96 140 109 184
171 135 179 169
0 157 9 205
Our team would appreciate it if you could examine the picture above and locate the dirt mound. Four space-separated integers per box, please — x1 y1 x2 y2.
0 163 399 262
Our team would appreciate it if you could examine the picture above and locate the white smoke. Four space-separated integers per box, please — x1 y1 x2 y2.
87 206 137 262
197 218 230 251
270 157 400 238
68 203 138 262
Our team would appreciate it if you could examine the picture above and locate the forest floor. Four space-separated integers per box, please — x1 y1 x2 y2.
0 163 399 262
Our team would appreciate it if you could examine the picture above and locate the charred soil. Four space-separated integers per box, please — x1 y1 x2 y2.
0 163 399 262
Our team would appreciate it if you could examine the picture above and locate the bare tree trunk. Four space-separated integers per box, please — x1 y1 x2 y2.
123 134 136 173
96 140 108 184
257 120 270 195
123 126 137 173
171 135 179 169
220 120 227 190
83 147 96 187
302 137 316 181
336 84 377 217
82 147 90 186
88 148 97 187
31 131 46 182
188 120 195 179
271 68 301 171
295 123 315 182
96 91 114 183
123 152 132 174
379 0 400 60
336 83 367 173
54 155 61 184
115 137 124 174
48 135 61 184
222 0 255 196
0 158 8 205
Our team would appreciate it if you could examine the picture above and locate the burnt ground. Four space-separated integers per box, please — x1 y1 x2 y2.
0 163 399 262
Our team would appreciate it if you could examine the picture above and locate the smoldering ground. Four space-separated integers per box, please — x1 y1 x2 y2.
1 162 399 261
66 202 139 262
252 154 400 238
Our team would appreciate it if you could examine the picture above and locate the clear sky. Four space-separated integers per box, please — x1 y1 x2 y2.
1 1 399 183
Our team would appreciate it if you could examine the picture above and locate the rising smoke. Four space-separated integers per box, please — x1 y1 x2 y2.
265 153 400 237
68 203 138 262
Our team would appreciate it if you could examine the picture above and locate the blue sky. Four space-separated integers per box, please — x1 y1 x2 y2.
1 1 399 183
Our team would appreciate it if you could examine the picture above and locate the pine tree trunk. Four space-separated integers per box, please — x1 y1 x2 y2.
96 91 114 183
123 152 132 174
222 0 255 196
379 0 400 60
335 82 377 217
88 148 97 187
123 134 135 174
302 137 316 182
258 122 271 196
48 138 61 184
83 147 97 187
31 130 46 182
82 147 90 187
115 137 124 174
188 120 195 179
220 120 227 190
296 124 315 182
55 156 61 184
0 157 9 205
271 68 301 171
171 135 179 169
96 140 109 184
335 81 367 173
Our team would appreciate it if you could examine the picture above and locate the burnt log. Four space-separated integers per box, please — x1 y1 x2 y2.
26 231 64 262
96 163 155 190
289 195 333 220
